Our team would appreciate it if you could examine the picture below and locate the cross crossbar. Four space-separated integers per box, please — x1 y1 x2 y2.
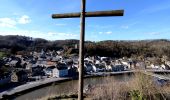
52 10 124 18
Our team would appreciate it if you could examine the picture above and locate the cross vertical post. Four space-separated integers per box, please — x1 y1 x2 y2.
52 1 124 100
79 0 86 100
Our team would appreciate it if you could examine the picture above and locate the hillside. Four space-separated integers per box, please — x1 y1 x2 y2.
0 35 170 58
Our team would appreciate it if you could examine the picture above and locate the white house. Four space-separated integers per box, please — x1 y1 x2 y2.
151 64 160 69
105 65 112 71
161 64 170 70
100 57 108 61
92 65 97 72
165 61 170 69
95 60 100 65
121 61 131 69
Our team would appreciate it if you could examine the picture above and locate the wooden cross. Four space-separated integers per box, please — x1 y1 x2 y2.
52 0 124 100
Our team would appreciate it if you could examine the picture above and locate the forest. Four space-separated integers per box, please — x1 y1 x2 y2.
0 35 170 59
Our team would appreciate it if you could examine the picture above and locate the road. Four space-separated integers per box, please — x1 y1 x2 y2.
0 77 70 99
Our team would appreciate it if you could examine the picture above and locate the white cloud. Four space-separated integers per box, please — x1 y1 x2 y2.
106 31 112 35
148 32 160 35
0 30 78 40
0 15 31 28
87 25 113 29
99 31 112 35
48 32 57 36
0 30 42 36
18 15 31 24
47 32 78 38
99 32 103 34
0 18 16 28
121 25 129 29
55 23 66 26
121 22 138 29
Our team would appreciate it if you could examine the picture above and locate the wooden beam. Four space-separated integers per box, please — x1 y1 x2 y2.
52 10 124 18
78 0 86 100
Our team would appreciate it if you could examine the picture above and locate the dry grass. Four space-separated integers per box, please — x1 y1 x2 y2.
90 71 170 100
90 82 129 100
36 94 56 100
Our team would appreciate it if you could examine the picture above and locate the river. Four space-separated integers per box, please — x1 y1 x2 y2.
15 74 133 100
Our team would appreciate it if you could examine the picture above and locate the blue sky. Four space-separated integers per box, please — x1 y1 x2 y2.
0 0 170 41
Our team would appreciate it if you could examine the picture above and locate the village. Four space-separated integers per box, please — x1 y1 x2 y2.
0 48 170 88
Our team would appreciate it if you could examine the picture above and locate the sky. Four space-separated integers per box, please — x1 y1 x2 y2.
0 0 170 41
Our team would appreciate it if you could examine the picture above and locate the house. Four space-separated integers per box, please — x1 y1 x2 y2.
161 64 170 70
84 63 94 72
21 61 28 69
26 63 32 70
165 61 170 68
8 60 18 67
95 60 100 65
56 50 63 55
150 64 160 70
68 66 78 77
136 61 146 69
128 59 137 69
52 62 68 77
115 60 122 65
44 66 55 77
31 65 44 76
121 61 131 69
36 59 47 67
105 65 112 71
72 62 78 68
51 56 61 62
84 57 93 63
112 64 127 72
100 61 112 71
46 61 56 67
52 67 68 77
0 76 10 85
40 49 46 58
0 72 11 85
100 57 109 61
11 70 28 83
95 63 106 72
146 64 153 69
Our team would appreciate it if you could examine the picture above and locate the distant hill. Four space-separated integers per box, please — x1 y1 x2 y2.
86 39 170 58
0 35 79 52
0 35 33 50
0 35 170 58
